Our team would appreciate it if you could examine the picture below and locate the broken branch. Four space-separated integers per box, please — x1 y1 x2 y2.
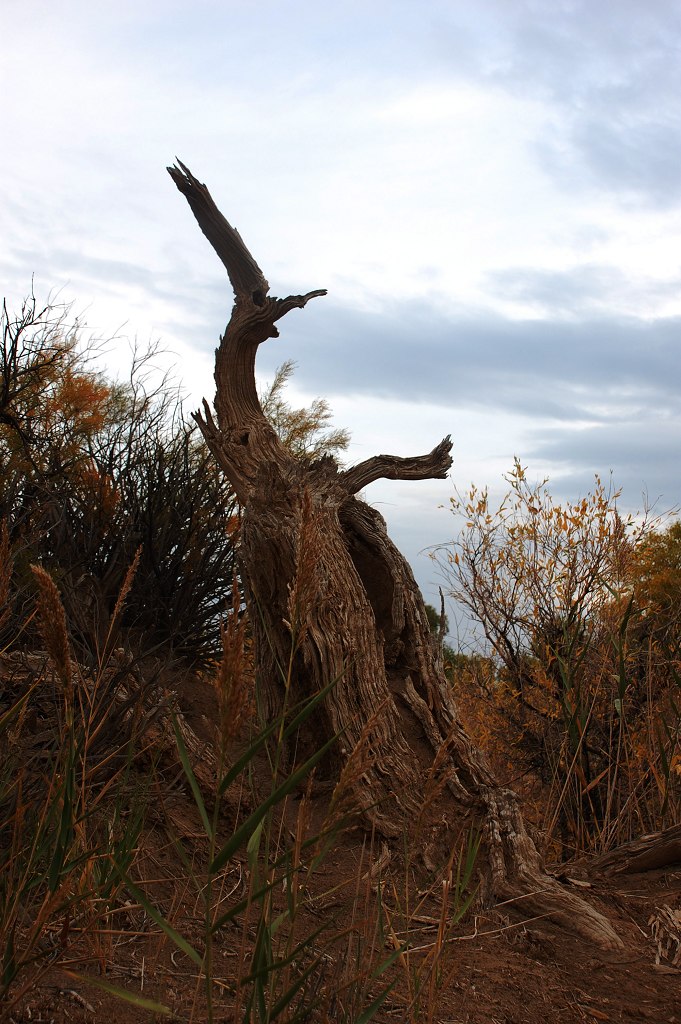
167 160 269 301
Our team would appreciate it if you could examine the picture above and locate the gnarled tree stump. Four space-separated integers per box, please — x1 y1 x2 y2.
168 161 621 948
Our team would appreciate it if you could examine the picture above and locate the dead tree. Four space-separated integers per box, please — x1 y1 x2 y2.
168 161 621 948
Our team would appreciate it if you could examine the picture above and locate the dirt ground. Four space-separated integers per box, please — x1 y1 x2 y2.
5 671 681 1024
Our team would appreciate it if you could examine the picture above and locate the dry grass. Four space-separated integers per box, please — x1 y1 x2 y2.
451 603 681 860
3 482 680 1020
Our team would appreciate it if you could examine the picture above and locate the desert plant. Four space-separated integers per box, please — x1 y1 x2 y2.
259 359 350 462
0 297 239 663
0 553 164 1018
437 462 680 854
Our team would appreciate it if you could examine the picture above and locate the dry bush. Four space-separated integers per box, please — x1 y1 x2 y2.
0 293 238 664
437 461 681 857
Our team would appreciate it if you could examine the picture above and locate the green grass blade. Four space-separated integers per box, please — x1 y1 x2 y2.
210 732 340 874
269 908 290 939
280 677 340 742
116 870 203 967
172 714 213 841
242 921 328 984
656 722 670 779
0 682 39 735
218 676 339 798
217 718 282 797
211 875 281 934
354 978 400 1024
267 956 323 1021
452 887 478 924
246 818 264 873
64 971 174 1015
369 942 406 980
48 758 76 893
1 923 16 989
165 828 201 892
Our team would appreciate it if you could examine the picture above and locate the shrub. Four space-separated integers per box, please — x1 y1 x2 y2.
0 293 238 663
437 461 680 854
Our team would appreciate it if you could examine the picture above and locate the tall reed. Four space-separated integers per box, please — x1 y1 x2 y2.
0 553 159 1019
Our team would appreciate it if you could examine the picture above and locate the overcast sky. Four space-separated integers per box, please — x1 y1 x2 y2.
2 0 680 634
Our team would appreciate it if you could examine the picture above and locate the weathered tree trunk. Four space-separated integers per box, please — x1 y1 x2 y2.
168 161 621 948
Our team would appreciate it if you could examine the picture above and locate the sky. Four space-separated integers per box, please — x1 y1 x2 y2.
2 0 680 640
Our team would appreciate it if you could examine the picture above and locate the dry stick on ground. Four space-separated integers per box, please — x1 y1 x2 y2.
167 160 621 949
591 823 681 875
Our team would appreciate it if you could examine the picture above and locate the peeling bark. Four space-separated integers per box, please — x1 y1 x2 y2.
168 161 622 949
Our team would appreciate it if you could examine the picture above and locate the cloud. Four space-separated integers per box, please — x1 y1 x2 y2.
486 265 681 318
264 296 681 419
538 114 681 209
525 411 681 515
434 0 681 208
532 8 681 207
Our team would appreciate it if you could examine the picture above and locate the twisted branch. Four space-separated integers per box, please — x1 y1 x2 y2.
341 435 453 494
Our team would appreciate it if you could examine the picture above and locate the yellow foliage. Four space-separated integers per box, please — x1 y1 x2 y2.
437 461 680 856
43 368 111 437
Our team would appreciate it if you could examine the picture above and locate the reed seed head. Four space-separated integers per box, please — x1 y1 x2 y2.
30 564 72 693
